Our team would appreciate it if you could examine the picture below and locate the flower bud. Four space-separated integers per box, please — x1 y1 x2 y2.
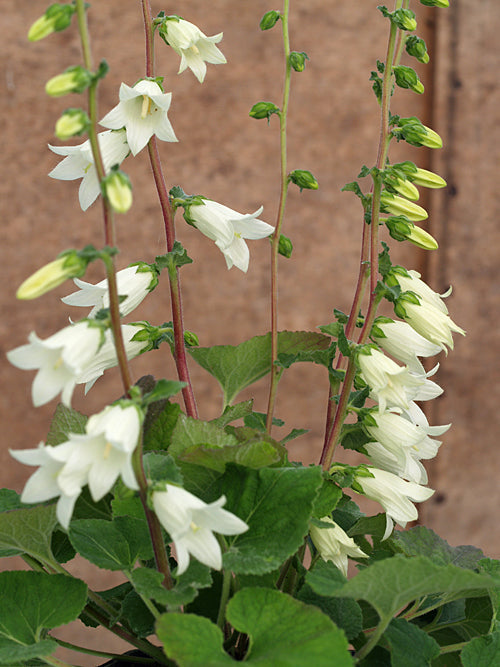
384 175 420 201
103 168 133 214
45 66 93 97
405 36 429 64
396 117 443 149
384 217 438 250
249 101 280 121
420 0 449 7
289 169 319 191
183 330 199 347
380 193 428 221
289 51 309 72
410 168 447 189
392 9 417 31
260 10 281 31
16 252 88 300
28 3 76 42
393 66 424 94
55 108 90 140
277 234 293 258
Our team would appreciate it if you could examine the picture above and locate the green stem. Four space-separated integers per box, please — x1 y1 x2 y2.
266 0 292 433
53 639 156 664
216 567 232 630
355 618 391 662
41 656 73 667
142 0 198 418
125 570 161 619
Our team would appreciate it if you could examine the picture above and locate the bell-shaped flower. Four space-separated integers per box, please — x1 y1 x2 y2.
357 346 425 413
309 517 367 577
391 269 451 313
100 80 177 156
371 318 442 374
152 485 248 574
62 264 158 318
10 441 81 529
187 200 274 272
396 295 465 352
10 404 141 529
159 17 226 83
353 467 434 539
7 321 103 407
48 129 129 211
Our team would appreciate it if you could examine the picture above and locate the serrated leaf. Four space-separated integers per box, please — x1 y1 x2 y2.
178 439 284 473
143 452 183 485
0 639 58 665
142 379 186 406
281 428 309 444
132 560 211 607
170 415 239 457
215 465 322 574
306 558 348 597
0 572 86 662
188 331 331 406
327 556 494 622
0 504 57 560
0 489 23 512
210 400 254 428
384 618 440 666
144 401 182 451
312 479 343 518
392 526 484 570
461 630 500 666
243 412 285 430
157 588 353 665
45 403 87 446
297 583 363 641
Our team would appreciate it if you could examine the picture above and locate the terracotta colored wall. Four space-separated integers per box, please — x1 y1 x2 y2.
1 0 499 660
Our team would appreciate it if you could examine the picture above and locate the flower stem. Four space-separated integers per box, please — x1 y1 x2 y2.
266 0 292 433
75 0 133 398
142 0 198 418
53 639 157 664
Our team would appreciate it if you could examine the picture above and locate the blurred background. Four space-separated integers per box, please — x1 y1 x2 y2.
0 0 499 660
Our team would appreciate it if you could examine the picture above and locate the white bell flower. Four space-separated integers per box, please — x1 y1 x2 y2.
357 347 426 413
10 404 141 529
160 17 226 83
354 468 434 539
7 321 103 407
188 200 274 272
394 269 451 314
309 517 367 577
48 129 129 211
398 298 465 352
371 319 442 374
152 485 248 574
62 264 157 318
100 80 177 156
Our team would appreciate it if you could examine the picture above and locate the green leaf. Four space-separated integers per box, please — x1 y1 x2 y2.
157 588 353 665
243 411 285 430
306 559 348 597
210 400 254 427
170 415 238 458
384 618 440 666
216 465 322 574
297 583 363 640
0 489 23 512
0 504 58 560
392 526 484 569
121 590 156 638
188 331 331 406
143 452 184 485
144 401 182 451
428 597 493 646
312 479 343 518
155 241 193 270
45 402 87 446
280 428 309 444
132 560 211 607
69 517 151 570
461 631 500 666
0 571 87 663
142 379 186 406
178 439 284 473
326 555 494 621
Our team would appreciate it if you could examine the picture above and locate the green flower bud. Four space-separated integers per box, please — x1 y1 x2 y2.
393 66 424 94
289 51 309 72
420 0 449 7
406 225 438 250
405 36 429 64
260 10 281 31
384 175 420 201
395 117 443 149
380 192 428 221
277 234 293 258
103 168 133 214
384 217 438 250
391 8 417 31
184 330 199 347
55 108 90 140
289 169 319 191
16 252 88 300
28 3 76 42
410 168 447 189
249 101 280 122
45 66 93 97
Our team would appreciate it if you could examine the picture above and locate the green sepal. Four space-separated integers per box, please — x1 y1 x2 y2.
260 10 281 30
249 101 280 123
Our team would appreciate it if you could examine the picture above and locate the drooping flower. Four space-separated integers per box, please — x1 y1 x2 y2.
186 200 274 272
353 467 434 539
152 485 248 574
100 80 177 156
6 321 103 407
309 517 367 576
390 269 451 313
395 295 465 352
48 129 129 211
371 318 442 374
159 17 226 83
10 404 141 529
62 264 158 318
